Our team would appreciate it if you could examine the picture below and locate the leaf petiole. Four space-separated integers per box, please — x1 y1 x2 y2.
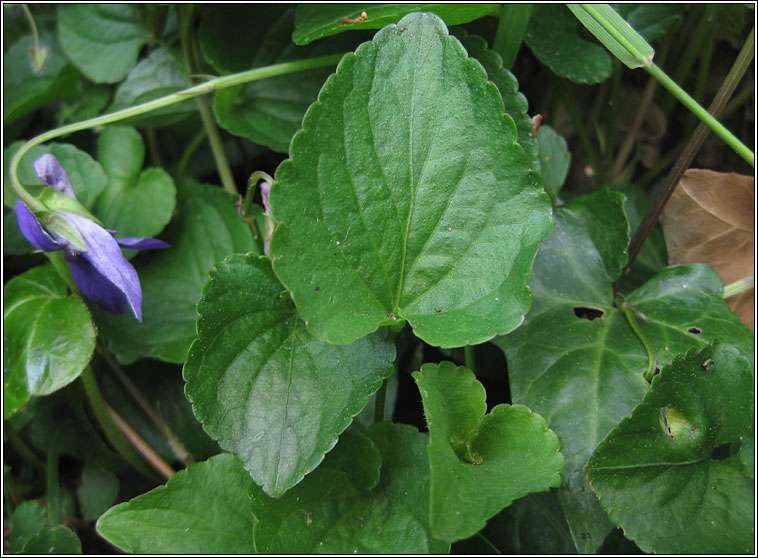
617 297 656 382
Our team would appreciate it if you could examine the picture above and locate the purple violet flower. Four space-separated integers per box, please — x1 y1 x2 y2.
15 154 169 321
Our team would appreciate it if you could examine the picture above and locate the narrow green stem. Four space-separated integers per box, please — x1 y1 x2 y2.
179 5 237 195
723 276 754 299
645 62 754 166
9 53 344 207
5 425 47 476
465 345 476 373
175 129 206 185
46 251 79 295
721 83 755 120
619 300 656 382
474 532 502 554
552 76 600 173
604 58 621 168
80 366 157 481
692 32 714 107
492 4 533 69
194 96 237 194
610 75 657 181
145 127 163 168
4 468 20 511
374 379 388 423
661 5 712 115
46 426 62 526
20 4 40 50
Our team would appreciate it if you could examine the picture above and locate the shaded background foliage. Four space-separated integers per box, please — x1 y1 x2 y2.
2 4 754 555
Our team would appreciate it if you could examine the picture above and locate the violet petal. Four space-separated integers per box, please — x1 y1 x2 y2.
33 154 76 198
67 253 129 316
260 181 272 215
61 212 143 321
15 200 63 252
115 237 170 250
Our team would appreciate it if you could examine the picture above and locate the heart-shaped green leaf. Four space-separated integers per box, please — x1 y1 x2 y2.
587 342 754 554
184 253 395 497
252 423 450 554
413 361 564 542
94 179 257 364
97 454 255 554
494 189 754 552
270 12 552 348
293 4 499 45
58 4 147 84
4 141 107 209
3 265 96 418
95 126 176 239
525 5 612 84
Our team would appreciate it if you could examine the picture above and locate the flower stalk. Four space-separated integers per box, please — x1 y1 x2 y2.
8 53 345 207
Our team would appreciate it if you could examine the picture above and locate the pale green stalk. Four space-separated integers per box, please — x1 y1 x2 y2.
9 54 345 209
576 4 754 166
723 276 754 299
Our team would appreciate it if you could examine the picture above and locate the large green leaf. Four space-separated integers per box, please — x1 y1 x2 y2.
270 12 552 347
184 253 395 497
93 180 257 364
451 28 538 170
209 6 359 153
58 4 147 84
3 266 96 419
4 142 107 209
95 126 176 239
493 189 753 552
97 454 255 554
587 342 754 554
251 423 450 554
413 361 564 542
3 33 81 124
525 5 612 84
106 48 196 128
293 4 499 45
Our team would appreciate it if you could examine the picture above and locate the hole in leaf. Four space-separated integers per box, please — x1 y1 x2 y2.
687 326 702 334
573 306 605 321
711 443 732 461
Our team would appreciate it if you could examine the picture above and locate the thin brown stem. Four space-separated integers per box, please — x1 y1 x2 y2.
106 405 176 480
97 343 192 464
610 76 658 182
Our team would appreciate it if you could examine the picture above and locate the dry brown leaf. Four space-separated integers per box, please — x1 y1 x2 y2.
661 169 754 331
